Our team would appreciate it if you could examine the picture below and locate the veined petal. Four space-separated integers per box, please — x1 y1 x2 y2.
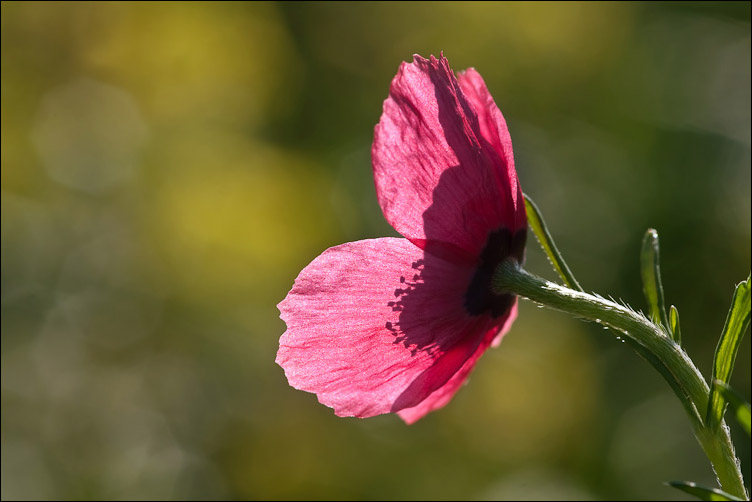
397 303 517 424
372 54 524 261
276 238 501 419
457 68 526 232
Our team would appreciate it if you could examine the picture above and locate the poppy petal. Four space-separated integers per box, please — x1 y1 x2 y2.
276 238 499 419
457 68 526 232
397 304 517 424
372 54 523 261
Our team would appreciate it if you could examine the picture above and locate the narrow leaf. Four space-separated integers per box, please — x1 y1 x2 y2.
667 481 743 501
707 274 751 431
640 229 669 331
523 194 583 292
669 305 682 345
714 380 751 437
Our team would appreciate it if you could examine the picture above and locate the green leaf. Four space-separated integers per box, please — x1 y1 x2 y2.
707 274 751 431
667 481 744 501
640 229 670 332
714 380 751 437
669 305 682 345
523 194 583 292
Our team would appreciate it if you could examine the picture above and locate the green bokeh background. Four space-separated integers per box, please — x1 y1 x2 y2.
2 2 750 500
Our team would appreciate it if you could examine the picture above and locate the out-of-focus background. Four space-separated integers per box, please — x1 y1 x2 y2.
1 2 749 500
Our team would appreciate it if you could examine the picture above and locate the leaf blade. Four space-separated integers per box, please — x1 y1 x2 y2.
707 274 751 431
667 481 744 501
640 228 670 332
670 305 682 345
523 194 582 292
714 380 751 437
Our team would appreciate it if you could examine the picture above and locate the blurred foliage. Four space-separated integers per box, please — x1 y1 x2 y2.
1 1 749 500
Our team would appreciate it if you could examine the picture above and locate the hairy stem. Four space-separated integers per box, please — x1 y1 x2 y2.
493 259 748 499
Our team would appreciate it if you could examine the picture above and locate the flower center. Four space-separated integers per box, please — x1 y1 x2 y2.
464 228 527 317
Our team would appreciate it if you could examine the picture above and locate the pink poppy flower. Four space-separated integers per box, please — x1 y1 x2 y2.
276 54 527 424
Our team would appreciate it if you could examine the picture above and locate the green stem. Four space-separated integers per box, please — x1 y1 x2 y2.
493 259 748 499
